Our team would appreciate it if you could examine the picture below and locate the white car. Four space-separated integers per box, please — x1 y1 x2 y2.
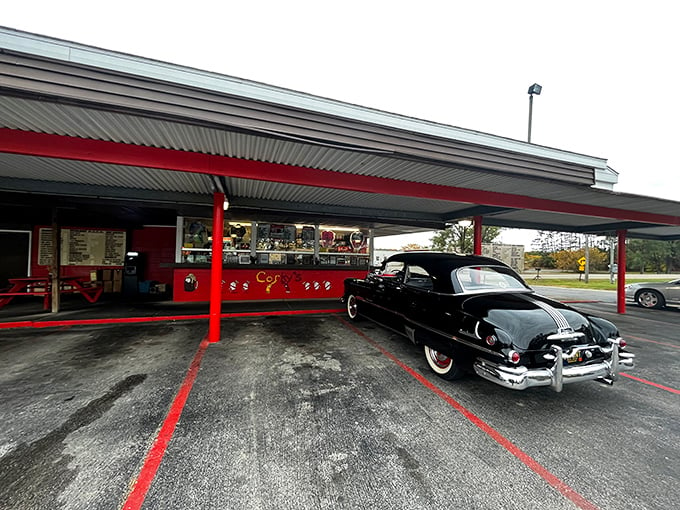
625 279 680 309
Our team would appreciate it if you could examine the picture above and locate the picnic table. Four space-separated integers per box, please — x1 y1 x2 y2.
0 276 103 309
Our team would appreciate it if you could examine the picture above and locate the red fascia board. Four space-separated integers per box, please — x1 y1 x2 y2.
1 128 679 226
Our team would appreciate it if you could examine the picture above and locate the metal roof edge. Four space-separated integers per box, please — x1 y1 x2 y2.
592 167 618 190
0 26 609 172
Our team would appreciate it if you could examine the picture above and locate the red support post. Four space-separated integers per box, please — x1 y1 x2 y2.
473 216 483 255
617 230 627 314
209 192 225 342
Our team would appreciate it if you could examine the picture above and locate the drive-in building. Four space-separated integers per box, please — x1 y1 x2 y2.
1 26 679 340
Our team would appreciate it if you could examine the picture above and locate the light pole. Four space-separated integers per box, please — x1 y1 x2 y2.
457 219 472 253
527 83 542 143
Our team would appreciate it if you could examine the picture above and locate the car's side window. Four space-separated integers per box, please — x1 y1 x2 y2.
404 265 434 290
383 261 405 278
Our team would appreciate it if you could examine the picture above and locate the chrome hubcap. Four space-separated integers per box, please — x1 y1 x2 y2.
348 297 357 316
429 349 451 369
639 292 658 307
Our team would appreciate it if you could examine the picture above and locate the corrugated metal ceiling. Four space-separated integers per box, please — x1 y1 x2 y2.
0 28 679 240
0 153 215 194
0 96 591 194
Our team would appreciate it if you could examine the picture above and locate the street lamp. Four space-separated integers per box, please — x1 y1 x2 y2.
527 83 542 143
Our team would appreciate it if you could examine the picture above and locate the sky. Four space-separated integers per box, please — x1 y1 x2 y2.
3 1 678 249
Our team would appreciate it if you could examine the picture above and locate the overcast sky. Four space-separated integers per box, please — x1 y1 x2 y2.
4 1 678 249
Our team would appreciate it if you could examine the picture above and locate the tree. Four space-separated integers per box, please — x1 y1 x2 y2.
532 231 610 252
626 239 678 273
552 248 609 271
669 241 680 272
431 225 502 253
401 243 426 251
525 251 556 269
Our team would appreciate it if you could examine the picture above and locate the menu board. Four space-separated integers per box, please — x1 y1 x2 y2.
39 228 126 266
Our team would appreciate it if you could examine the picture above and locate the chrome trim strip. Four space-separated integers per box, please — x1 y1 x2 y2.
553 346 563 393
473 338 635 392
355 295 504 359
409 319 505 359
547 331 586 341
519 294 571 331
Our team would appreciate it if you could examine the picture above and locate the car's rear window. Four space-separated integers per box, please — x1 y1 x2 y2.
454 266 528 293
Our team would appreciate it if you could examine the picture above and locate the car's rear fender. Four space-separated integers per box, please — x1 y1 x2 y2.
405 320 492 369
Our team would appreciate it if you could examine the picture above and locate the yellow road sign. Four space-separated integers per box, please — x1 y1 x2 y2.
577 256 587 265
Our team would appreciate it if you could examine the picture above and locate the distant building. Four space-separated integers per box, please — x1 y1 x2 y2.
373 249 400 266
482 243 525 272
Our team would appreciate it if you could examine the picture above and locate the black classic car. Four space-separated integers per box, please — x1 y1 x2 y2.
343 252 634 392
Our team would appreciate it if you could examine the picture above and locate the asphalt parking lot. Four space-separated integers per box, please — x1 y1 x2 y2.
0 294 678 510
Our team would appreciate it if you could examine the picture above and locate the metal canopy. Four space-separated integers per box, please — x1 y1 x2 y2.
1 27 679 241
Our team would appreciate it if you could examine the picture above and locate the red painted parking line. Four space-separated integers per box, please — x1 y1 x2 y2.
626 334 680 350
620 373 680 394
0 315 209 329
0 320 34 329
122 335 210 510
340 318 599 510
0 308 344 329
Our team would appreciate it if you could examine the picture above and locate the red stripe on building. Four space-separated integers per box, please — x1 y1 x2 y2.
2 128 679 226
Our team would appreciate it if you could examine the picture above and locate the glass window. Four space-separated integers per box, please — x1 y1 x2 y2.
181 217 252 264
179 217 369 267
383 261 405 277
404 265 433 290
454 266 528 293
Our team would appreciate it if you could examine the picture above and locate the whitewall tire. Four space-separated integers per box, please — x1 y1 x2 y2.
424 345 464 380
346 294 360 321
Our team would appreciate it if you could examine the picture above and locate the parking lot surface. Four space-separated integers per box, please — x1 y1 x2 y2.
1 297 678 509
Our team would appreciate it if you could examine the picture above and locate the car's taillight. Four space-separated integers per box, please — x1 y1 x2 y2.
485 335 497 346
618 339 627 348
508 350 520 364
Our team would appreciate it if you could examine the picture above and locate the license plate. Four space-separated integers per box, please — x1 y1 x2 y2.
566 350 583 364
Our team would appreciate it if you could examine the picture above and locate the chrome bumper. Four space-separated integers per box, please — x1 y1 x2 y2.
473 340 635 392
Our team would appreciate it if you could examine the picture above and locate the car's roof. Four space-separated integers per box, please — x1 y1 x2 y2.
384 251 516 293
386 251 506 269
